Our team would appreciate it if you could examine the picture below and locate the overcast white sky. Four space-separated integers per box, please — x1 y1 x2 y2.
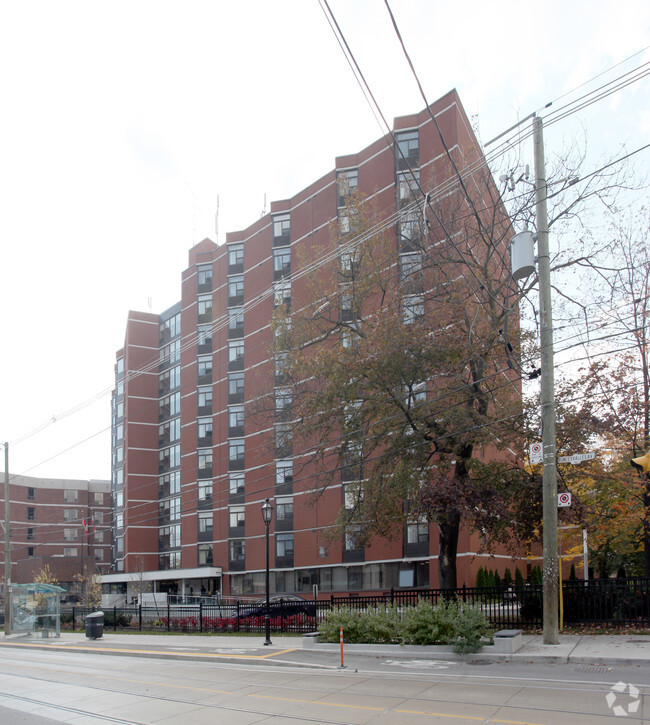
1 0 648 481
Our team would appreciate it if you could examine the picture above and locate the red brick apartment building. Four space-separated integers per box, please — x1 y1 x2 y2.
104 89 520 601
0 473 111 595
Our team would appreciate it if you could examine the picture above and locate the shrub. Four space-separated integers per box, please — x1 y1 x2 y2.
503 567 513 588
318 606 401 644
515 566 525 587
320 600 491 653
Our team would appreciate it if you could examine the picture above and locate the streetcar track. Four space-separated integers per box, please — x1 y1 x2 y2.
0 654 645 723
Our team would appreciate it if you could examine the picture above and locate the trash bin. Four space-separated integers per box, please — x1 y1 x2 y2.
85 611 104 640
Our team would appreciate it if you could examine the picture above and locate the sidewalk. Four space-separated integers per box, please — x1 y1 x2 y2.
1 630 649 668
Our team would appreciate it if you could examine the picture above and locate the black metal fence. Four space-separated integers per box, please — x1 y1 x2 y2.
67 578 650 634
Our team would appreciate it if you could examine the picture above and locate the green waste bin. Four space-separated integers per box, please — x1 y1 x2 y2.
85 611 104 639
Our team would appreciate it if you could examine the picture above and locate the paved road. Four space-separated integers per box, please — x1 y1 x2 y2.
0 642 649 723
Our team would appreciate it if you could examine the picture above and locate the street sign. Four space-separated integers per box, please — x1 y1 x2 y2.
558 492 572 507
529 442 543 464
557 452 595 465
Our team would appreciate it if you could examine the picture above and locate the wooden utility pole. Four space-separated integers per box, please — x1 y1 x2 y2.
3 443 10 635
534 115 559 644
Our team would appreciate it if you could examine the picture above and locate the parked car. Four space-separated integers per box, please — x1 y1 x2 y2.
238 595 317 619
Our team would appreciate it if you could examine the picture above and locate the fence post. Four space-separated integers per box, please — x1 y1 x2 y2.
462 584 466 603
72 606 75 632
167 601 170 631
236 600 240 632
199 601 203 633
390 587 394 606
113 606 117 632
138 604 142 631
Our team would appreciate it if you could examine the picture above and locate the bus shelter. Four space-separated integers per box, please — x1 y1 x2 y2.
10 583 65 637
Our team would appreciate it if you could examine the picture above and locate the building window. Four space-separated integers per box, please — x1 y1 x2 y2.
337 168 358 207
63 547 78 557
159 444 180 473
158 524 181 549
198 294 213 323
198 481 213 502
197 355 213 384
64 508 77 522
28 546 35 558
95 511 104 525
159 312 181 343
95 531 104 543
273 280 291 308
274 351 288 382
228 439 245 470
159 496 181 522
159 392 181 421
228 405 245 436
197 325 212 352
159 471 181 497
198 543 214 566
276 533 294 558
407 520 429 544
396 170 420 205
94 492 104 504
64 528 77 541
64 489 78 503
197 264 212 292
273 248 291 280
198 511 213 534
229 474 245 496
159 418 181 447
228 275 244 306
398 211 421 251
275 388 292 419
198 386 213 415
160 339 181 367
229 505 245 530
159 551 181 570
276 460 293 486
275 496 293 523
27 527 35 541
228 308 244 338
229 539 245 562
344 524 363 551
228 340 244 371
403 295 424 324
395 129 419 170
228 243 244 274
275 423 293 457
228 372 244 403
197 417 213 446
94 549 104 562
272 213 290 246
159 366 181 395
27 487 35 501
198 449 213 478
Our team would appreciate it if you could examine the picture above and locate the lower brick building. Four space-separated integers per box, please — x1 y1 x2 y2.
105 89 525 602
0 473 112 598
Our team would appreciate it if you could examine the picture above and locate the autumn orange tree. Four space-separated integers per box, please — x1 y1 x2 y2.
273 170 530 589
544 207 650 576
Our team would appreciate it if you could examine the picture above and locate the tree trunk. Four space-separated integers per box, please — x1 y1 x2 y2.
438 509 461 590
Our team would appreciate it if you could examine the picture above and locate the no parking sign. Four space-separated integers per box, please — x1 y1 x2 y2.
558 492 572 507
529 442 543 464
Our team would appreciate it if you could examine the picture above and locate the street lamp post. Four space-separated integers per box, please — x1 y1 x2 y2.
261 498 273 646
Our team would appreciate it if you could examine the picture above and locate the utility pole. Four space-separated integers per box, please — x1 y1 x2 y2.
3 442 10 636
534 115 559 644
